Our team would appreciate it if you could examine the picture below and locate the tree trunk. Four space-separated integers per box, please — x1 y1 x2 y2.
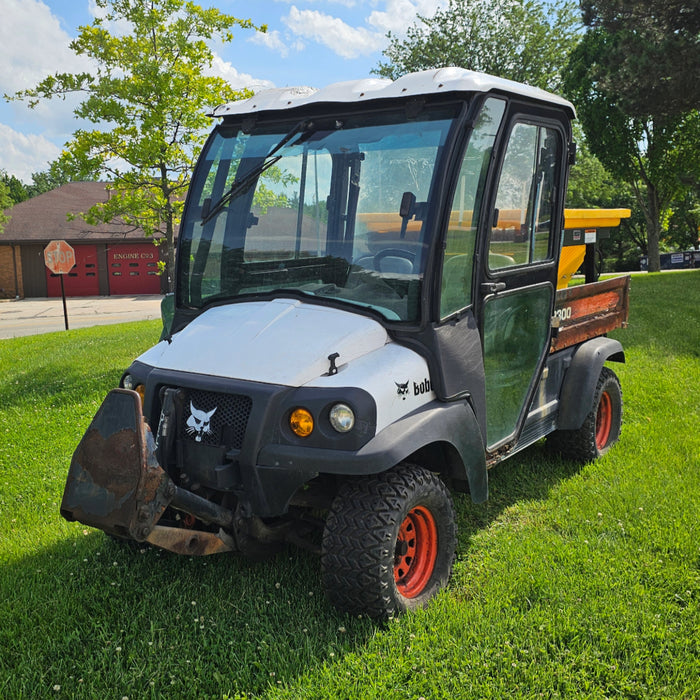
161 216 176 294
159 173 177 294
643 182 662 273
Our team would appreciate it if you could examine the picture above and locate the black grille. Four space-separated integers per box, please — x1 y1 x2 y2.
180 389 252 449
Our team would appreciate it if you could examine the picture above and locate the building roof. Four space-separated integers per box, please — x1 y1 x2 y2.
0 181 161 245
211 67 576 119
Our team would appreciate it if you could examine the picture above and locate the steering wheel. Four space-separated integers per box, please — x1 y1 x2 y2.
373 248 415 273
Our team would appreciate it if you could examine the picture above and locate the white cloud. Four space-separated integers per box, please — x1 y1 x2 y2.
0 123 61 182
368 0 448 35
206 55 276 93
280 1 448 60
0 0 92 97
274 0 359 5
284 6 385 59
249 29 290 58
89 3 275 94
0 0 93 179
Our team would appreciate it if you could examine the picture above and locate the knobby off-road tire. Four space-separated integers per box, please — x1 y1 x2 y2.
548 366 623 462
321 463 457 618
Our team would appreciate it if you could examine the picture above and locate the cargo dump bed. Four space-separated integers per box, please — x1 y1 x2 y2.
551 275 630 353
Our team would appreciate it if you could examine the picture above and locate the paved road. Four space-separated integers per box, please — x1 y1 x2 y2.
0 295 164 340
1 269 694 340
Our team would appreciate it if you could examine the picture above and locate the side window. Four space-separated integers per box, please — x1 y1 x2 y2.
488 123 561 269
440 98 505 318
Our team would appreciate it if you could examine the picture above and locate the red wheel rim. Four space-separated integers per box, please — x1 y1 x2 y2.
394 505 438 598
595 391 613 450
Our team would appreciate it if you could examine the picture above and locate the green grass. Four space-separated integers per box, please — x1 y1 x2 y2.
1 270 699 699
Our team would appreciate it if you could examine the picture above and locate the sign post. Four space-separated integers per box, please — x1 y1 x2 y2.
43 240 76 330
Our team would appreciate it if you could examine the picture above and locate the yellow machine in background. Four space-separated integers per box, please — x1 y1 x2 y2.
359 207 631 290
559 209 631 288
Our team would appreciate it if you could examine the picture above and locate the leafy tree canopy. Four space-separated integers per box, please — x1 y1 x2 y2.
6 0 264 289
667 191 700 252
1 172 29 205
564 26 700 270
580 0 700 118
26 157 87 199
375 0 579 92
566 131 629 210
0 176 13 233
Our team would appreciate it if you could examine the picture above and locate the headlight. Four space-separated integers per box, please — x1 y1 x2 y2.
329 403 355 433
289 407 314 437
122 374 145 403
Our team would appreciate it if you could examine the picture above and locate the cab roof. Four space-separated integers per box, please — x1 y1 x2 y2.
211 67 576 119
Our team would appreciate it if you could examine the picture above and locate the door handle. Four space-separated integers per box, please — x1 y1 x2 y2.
481 282 506 294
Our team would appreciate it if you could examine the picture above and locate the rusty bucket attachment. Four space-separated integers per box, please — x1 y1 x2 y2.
60 389 175 542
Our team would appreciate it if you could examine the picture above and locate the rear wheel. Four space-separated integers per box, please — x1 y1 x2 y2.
321 463 456 618
548 366 622 461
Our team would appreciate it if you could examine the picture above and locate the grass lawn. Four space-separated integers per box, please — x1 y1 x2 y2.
1 271 698 699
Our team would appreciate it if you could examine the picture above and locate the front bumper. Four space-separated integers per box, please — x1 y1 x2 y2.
60 389 237 555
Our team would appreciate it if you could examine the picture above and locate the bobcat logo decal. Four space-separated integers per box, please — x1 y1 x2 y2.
186 401 217 443
395 381 410 400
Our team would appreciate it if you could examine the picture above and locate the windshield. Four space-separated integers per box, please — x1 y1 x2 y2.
177 105 460 322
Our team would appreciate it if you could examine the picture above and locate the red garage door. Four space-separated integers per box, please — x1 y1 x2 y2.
46 244 100 297
108 244 161 295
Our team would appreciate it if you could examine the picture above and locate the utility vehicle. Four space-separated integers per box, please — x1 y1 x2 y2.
61 68 630 618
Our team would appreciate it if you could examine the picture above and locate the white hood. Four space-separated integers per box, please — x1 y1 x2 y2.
138 299 389 387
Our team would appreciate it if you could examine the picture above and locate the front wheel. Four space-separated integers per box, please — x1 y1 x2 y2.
321 463 457 618
548 366 623 462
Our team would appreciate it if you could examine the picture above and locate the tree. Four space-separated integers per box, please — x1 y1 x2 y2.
566 131 624 210
1 172 28 205
0 177 13 234
667 191 700 252
566 137 647 272
375 0 579 92
580 0 700 119
7 0 264 290
26 157 88 199
564 27 700 271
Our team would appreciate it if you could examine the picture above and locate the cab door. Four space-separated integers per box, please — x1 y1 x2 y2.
477 113 567 450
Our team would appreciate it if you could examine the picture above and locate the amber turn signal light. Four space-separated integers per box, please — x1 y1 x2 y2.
289 407 314 437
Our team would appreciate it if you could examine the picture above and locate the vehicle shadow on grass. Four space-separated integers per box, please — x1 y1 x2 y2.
0 444 584 698
452 441 587 547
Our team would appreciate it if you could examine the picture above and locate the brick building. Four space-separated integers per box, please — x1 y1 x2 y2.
0 182 167 298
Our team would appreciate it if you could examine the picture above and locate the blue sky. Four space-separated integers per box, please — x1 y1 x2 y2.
0 0 447 182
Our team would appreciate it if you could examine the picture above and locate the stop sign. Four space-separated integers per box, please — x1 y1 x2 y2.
44 240 76 275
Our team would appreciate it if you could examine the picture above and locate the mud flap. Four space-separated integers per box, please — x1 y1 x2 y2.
60 389 176 542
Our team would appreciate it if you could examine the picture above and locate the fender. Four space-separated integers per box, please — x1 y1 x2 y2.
257 399 489 508
556 336 625 430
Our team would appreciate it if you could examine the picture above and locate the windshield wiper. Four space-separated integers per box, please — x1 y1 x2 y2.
202 119 311 225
